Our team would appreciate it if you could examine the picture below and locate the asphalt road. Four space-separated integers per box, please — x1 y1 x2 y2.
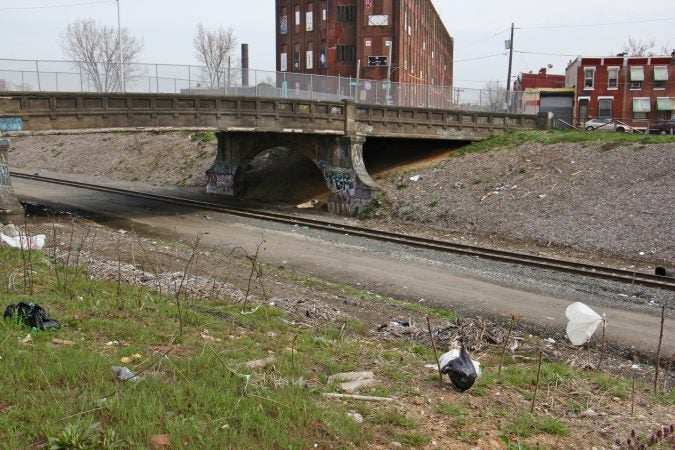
12 177 673 356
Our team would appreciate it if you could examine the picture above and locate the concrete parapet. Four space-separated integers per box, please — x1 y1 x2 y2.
0 138 24 221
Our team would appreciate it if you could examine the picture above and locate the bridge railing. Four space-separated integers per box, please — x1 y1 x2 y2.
0 58 532 113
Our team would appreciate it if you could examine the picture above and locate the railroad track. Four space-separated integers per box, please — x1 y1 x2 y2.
12 172 675 291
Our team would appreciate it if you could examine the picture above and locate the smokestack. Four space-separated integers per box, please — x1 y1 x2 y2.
241 43 249 86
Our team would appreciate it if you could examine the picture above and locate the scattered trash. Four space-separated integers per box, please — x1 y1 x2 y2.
578 408 598 418
438 344 481 391
241 356 276 369
111 366 140 382
347 412 364 423
565 302 604 346
328 371 377 393
19 200 75 218
3 302 60 329
105 340 120 347
296 199 319 209
149 434 170 449
538 194 547 199
322 393 393 402
0 233 47 250
409 175 422 182
544 338 556 344
20 334 32 344
51 338 74 346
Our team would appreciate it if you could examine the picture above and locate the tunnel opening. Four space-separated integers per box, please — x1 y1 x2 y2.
239 147 328 205
362 138 472 182
235 138 474 209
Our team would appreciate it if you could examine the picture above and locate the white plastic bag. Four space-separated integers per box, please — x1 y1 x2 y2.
565 302 604 346
0 233 46 250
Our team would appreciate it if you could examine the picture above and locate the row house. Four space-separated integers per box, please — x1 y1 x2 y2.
565 53 675 128
275 0 453 85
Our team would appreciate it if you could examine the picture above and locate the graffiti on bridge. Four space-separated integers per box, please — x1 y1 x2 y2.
0 118 23 132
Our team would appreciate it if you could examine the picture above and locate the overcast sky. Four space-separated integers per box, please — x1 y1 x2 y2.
1 0 673 90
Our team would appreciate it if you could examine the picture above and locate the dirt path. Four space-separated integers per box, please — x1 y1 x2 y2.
13 177 673 356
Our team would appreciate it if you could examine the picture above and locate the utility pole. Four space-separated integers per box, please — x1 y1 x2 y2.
386 41 393 105
505 22 514 112
116 0 125 92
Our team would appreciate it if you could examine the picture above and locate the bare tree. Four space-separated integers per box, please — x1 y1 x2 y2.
619 37 657 57
482 81 508 112
193 24 237 89
60 18 143 92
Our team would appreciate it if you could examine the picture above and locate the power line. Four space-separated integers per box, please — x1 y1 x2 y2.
0 0 113 11
455 53 506 63
515 50 580 57
460 28 511 48
519 16 675 30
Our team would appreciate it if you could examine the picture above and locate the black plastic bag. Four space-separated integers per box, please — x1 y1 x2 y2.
3 302 60 330
440 345 478 391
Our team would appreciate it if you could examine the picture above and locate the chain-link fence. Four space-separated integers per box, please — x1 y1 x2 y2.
0 58 529 112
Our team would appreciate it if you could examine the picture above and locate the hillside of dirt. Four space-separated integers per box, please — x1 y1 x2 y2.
6 131 675 266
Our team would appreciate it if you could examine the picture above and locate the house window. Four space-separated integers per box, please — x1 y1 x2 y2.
337 5 356 23
630 66 644 89
607 67 618 89
584 68 595 89
337 45 355 62
632 98 650 119
653 66 668 89
656 97 672 120
598 98 613 119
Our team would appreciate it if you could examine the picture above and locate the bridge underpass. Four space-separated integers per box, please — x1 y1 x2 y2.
0 92 547 214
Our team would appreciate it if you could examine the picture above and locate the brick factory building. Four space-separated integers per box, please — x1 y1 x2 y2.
275 0 453 86
565 53 675 128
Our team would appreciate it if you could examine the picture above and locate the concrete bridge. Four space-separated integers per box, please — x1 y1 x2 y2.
0 92 546 214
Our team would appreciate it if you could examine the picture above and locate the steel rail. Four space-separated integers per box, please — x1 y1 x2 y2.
12 172 675 291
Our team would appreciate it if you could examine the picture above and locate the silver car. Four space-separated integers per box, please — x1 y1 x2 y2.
584 118 634 133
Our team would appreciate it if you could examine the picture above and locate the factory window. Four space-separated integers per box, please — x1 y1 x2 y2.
293 43 301 71
306 42 314 70
306 3 313 31
337 45 355 62
280 7 288 34
280 45 288 72
337 5 356 23
295 6 301 32
584 67 595 89
607 67 618 89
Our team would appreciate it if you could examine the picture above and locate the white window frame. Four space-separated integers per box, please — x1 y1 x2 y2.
630 66 644 90
607 67 619 90
653 66 668 90
583 67 595 89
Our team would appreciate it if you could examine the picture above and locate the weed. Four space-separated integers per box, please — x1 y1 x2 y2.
397 182 409 190
369 408 417 428
504 414 569 438
394 432 432 446
48 420 122 449
586 372 632 399
428 200 439 207
189 132 216 143
435 402 468 418
455 429 481 443
519 167 529 174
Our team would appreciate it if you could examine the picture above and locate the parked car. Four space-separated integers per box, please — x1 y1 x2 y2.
583 118 635 133
649 120 675 135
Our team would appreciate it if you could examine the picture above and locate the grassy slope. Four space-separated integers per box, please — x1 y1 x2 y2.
0 244 672 449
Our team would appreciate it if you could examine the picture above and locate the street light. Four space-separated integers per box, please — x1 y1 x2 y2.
116 0 125 92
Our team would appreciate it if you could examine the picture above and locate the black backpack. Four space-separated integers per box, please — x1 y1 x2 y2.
3 302 60 330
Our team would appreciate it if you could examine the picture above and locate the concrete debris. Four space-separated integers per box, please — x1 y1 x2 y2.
328 371 377 394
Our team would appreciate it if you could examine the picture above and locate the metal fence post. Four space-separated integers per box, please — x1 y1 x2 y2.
155 64 159 93
35 60 41 91
55 72 59 92
79 65 83 92
188 66 191 94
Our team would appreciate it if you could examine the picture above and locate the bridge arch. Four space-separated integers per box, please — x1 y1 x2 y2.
206 131 378 215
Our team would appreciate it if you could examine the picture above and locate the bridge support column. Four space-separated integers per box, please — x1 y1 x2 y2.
206 131 379 216
0 138 23 222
